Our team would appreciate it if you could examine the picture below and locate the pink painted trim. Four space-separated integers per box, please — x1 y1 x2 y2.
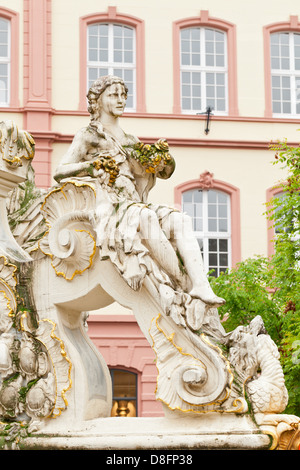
0 7 19 108
172 10 239 116
23 0 52 189
23 0 52 108
89 314 137 323
53 107 300 124
79 6 146 112
263 16 300 118
30 129 299 152
174 177 241 267
266 183 286 256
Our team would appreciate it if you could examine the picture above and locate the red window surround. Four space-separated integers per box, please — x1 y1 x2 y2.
79 6 146 113
172 10 238 116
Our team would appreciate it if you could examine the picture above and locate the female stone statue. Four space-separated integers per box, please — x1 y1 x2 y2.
54 75 224 307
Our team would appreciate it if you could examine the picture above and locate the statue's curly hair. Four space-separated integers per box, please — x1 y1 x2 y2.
87 75 128 119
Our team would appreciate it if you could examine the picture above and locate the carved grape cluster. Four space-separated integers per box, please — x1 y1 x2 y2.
92 155 120 186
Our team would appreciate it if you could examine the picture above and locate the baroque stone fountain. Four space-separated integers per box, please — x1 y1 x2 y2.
0 76 299 450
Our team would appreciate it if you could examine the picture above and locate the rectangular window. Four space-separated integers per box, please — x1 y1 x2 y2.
271 32 300 117
87 23 136 111
0 18 10 106
180 27 228 115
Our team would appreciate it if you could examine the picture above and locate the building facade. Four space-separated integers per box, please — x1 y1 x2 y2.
1 0 300 416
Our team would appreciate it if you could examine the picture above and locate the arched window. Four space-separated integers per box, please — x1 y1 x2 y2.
173 11 238 116
270 32 300 116
264 16 300 118
79 8 145 112
266 185 297 256
110 368 138 417
175 174 241 276
0 17 10 106
0 8 19 108
180 26 227 114
87 23 136 110
182 188 231 276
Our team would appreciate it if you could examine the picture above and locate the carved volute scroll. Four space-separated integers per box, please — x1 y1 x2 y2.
39 181 97 281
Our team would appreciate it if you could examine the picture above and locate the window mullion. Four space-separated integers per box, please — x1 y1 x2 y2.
108 23 114 69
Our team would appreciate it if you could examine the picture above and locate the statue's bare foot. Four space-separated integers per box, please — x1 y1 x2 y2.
189 286 225 306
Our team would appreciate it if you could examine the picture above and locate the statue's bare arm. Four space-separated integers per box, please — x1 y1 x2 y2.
54 129 98 182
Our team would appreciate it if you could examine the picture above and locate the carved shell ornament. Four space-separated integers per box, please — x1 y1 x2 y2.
39 181 97 280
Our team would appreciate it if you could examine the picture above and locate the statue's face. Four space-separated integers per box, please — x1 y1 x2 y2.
99 83 127 117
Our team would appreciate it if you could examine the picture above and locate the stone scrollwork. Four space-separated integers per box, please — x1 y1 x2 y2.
39 181 97 280
149 313 248 415
0 120 34 169
0 255 72 433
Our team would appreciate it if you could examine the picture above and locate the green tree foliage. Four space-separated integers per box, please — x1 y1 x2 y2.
209 140 300 416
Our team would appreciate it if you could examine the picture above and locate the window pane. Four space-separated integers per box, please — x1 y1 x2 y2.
208 190 217 203
282 101 291 113
195 219 203 231
208 204 217 217
209 239 217 251
99 50 108 62
219 238 228 252
0 19 8 31
271 74 291 114
219 218 228 232
183 202 193 218
208 218 217 231
114 50 122 62
194 190 202 202
219 204 227 217
182 190 193 202
209 253 218 266
0 80 8 103
219 253 228 266
99 24 108 35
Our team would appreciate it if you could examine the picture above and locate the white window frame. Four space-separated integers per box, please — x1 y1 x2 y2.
180 27 228 116
87 23 136 112
0 18 10 107
271 31 300 118
182 189 232 276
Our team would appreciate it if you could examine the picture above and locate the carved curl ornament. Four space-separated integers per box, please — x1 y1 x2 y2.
0 256 72 435
39 181 97 281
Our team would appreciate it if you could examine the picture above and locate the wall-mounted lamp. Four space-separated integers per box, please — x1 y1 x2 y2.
197 106 214 135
